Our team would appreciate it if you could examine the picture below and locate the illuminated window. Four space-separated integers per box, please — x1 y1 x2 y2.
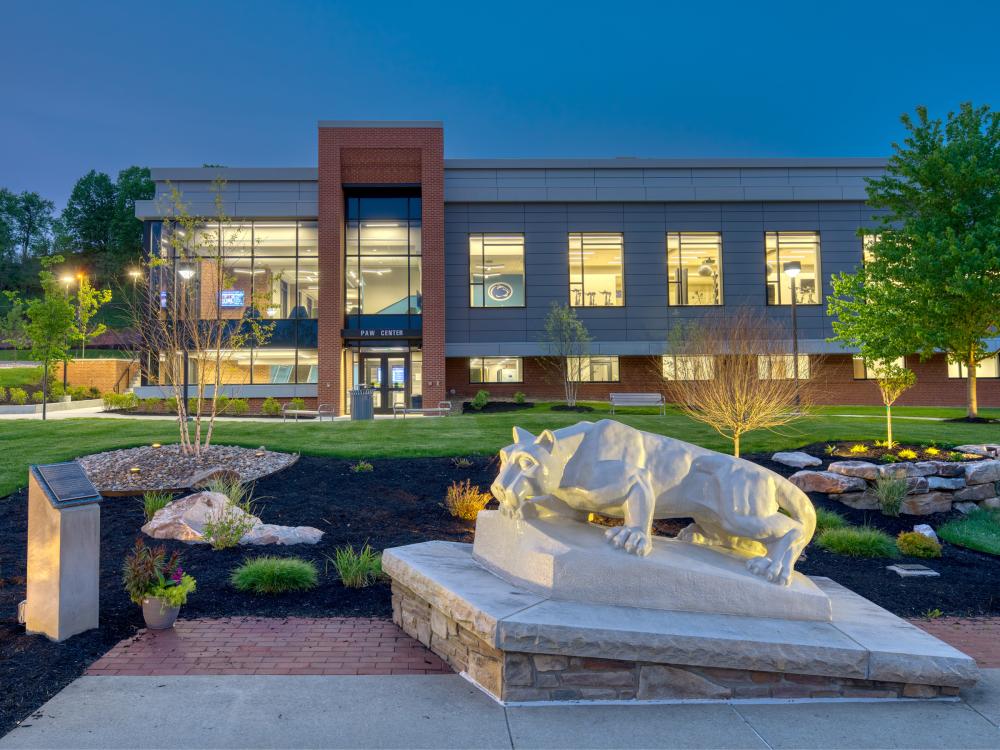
862 234 879 265
758 355 810 380
853 356 906 380
667 233 723 305
569 233 624 307
948 356 999 379
469 357 523 383
662 355 714 381
567 356 620 382
765 231 821 305
469 234 525 308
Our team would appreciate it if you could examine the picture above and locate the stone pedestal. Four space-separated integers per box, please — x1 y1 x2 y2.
384 540 979 703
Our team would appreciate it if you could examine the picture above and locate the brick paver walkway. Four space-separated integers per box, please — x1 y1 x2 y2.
87 617 452 676
910 616 1000 668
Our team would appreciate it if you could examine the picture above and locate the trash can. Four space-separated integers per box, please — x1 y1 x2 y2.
350 386 375 421
411 394 423 409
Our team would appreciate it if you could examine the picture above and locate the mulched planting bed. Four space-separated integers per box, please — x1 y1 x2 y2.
1 446 997 734
461 401 534 414
818 440 983 463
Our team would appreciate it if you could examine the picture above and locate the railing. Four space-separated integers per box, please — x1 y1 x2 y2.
113 350 142 394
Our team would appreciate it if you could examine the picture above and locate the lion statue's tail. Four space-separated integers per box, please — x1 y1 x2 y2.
774 479 817 545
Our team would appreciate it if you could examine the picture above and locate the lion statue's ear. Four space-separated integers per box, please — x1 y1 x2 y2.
512 426 535 445
536 429 557 454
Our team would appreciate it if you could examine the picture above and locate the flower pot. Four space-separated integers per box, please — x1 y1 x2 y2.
141 597 180 630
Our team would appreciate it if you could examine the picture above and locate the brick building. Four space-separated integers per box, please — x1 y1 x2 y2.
133 121 999 412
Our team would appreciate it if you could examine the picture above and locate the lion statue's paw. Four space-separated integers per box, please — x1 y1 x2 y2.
746 555 792 586
604 525 653 557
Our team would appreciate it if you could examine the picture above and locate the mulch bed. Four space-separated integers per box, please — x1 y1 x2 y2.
817 440 984 463
461 401 534 414
2 447 998 734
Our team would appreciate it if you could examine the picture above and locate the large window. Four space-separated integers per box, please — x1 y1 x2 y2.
765 231 821 305
758 355 810 380
948 356 999 379
469 234 525 307
345 196 422 323
469 357 523 384
862 234 878 265
662 355 714 381
569 233 624 307
853 356 906 380
567 355 620 382
667 232 723 306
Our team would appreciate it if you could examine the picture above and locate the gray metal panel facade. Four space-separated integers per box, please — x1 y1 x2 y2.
445 201 884 355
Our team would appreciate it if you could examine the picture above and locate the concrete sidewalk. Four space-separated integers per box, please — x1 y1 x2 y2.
3 672 999 749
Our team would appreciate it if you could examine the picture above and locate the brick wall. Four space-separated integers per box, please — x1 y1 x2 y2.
317 125 445 414
62 359 137 393
445 354 1000 407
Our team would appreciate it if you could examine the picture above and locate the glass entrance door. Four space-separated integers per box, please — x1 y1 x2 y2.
359 353 409 414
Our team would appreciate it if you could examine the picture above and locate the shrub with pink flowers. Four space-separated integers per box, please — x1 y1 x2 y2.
122 538 196 607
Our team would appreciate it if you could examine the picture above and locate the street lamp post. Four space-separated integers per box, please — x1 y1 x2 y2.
60 274 75 392
177 264 195 414
783 261 802 407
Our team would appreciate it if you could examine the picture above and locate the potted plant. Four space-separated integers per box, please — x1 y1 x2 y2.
122 539 196 630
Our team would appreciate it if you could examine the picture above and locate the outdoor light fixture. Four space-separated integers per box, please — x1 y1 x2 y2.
128 269 141 279
783 261 801 278
177 266 195 280
129 467 142 474
151 443 161 449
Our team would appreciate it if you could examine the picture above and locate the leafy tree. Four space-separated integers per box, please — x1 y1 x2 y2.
868 359 917 447
0 188 15 261
0 291 31 357
828 103 1000 418
26 257 75 420
58 170 116 256
542 302 591 407
72 277 113 357
110 166 154 270
8 191 55 258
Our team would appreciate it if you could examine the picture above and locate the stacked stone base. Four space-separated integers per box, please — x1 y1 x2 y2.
393 580 958 702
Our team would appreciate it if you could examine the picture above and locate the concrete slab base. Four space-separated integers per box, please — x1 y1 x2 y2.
384 540 980 704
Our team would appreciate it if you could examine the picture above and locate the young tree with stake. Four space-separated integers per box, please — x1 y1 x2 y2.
542 302 591 408
25 258 75 420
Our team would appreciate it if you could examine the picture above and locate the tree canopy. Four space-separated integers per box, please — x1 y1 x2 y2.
828 103 1000 417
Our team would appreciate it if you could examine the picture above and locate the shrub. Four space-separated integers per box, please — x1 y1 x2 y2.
32 390 45 403
814 507 847 535
165 396 179 413
451 456 474 469
214 395 230 414
897 448 918 460
141 491 173 522
227 398 249 415
924 446 941 457
947 451 964 462
470 389 490 410
881 453 901 463
848 443 868 454
201 477 257 550
823 444 838 456
350 460 374 473
9 387 27 405
938 510 1000 556
816 526 897 558
329 544 382 588
896 531 942 558
873 438 894 449
874 475 908 517
102 392 138 411
0 386 6 402
445 479 492 520
261 396 282 416
231 556 318 595
290 397 306 411
513 391 527 405
187 398 200 415
88 386 101 398
141 397 163 412
67 385 91 400
122 538 196 607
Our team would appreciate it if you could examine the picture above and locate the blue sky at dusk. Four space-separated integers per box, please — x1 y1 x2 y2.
2 0 998 206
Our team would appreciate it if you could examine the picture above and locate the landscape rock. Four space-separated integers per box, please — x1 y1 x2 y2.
981 497 1000 510
955 444 1000 458
925 461 965 478
954 483 997 502
184 467 241 489
142 491 323 546
826 461 880 480
771 451 822 469
913 524 938 542
879 462 937 479
964 460 1000 485
835 491 880 510
789 471 867 494
926 476 966 491
953 502 980 514
242 524 324 546
900 492 952 516
904 477 929 495
912 462 947 477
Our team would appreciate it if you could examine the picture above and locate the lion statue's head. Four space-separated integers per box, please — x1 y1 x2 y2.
490 426 564 511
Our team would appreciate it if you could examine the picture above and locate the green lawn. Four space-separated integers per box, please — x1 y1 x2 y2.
0 367 43 388
0 403 998 498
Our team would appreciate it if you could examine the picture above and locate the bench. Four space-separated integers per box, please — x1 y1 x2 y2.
609 392 666 415
282 403 335 422
393 401 453 419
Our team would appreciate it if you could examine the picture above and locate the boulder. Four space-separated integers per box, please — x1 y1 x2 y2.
141 491 245 542
826 461 880 480
835 491 880 510
954 483 997 502
964 460 1000 485
911 461 946 477
789 470 867 494
904 477 929 495
955 444 1000 458
926 475 966 491
913 524 938 542
953 502 980 515
925 461 965 478
879 462 936 479
242 524 323 546
771 451 822 469
184 466 242 489
901 492 952 516
981 497 1000 510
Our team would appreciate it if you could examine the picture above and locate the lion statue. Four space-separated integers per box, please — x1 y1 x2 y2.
490 420 816 586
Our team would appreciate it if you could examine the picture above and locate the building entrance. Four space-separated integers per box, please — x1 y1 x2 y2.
358 352 409 413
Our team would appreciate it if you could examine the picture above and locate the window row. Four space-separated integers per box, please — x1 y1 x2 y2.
149 348 319 386
468 231 822 309
853 355 999 380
